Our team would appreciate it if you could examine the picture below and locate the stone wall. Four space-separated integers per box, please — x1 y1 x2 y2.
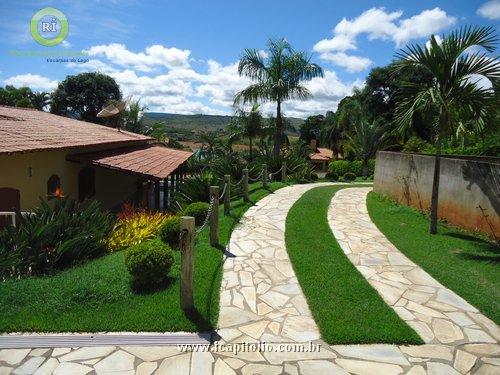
373 151 500 239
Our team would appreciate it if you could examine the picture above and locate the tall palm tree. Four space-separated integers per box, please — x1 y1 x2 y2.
392 26 499 234
346 120 392 177
235 38 323 156
29 91 51 111
234 104 263 161
320 119 343 159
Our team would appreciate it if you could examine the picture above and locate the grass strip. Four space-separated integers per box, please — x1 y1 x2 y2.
285 185 423 344
367 192 500 324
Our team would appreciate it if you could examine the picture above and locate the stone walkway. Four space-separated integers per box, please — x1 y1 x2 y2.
1 184 499 374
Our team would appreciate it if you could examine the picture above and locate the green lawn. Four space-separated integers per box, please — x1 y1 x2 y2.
0 182 286 333
285 186 422 344
367 192 500 324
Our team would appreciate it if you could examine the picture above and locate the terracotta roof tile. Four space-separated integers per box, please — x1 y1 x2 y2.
309 147 334 161
0 106 151 154
68 145 193 180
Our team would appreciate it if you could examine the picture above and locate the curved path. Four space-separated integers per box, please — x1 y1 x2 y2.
0 184 498 374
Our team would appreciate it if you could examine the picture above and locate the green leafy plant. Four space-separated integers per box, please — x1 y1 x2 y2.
160 216 181 249
0 197 113 278
124 238 174 290
328 160 350 176
183 202 210 226
349 160 364 176
343 172 356 181
176 171 218 206
325 171 339 181
107 207 169 252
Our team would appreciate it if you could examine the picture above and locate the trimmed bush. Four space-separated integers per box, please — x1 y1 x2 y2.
325 172 339 181
368 159 376 176
328 160 350 176
125 238 174 289
160 216 181 249
343 172 356 181
183 202 210 226
349 160 363 176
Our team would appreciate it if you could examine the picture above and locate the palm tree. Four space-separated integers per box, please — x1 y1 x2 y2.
235 38 323 156
392 25 499 234
123 100 147 134
320 118 343 159
234 104 263 161
29 91 51 111
346 120 392 177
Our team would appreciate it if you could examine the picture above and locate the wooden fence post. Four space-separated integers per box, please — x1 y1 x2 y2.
209 186 219 246
282 162 286 182
180 216 195 311
262 164 268 188
224 175 230 216
242 169 249 203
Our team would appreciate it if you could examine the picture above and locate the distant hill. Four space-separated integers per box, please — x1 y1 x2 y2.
143 112 304 133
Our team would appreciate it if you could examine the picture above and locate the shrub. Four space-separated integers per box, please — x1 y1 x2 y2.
160 216 181 249
325 172 339 181
368 159 376 176
349 160 363 176
310 172 319 181
183 202 210 226
107 208 169 252
0 197 113 278
176 171 218 207
125 239 174 289
328 160 350 176
343 172 356 181
403 136 435 153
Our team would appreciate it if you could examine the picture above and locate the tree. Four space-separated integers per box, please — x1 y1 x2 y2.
0 86 34 108
51 72 121 124
346 120 392 177
233 104 263 161
320 113 343 159
235 38 323 156
299 115 324 144
123 100 147 133
392 25 499 234
29 91 51 111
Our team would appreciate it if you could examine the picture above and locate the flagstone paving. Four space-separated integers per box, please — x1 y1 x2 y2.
1 184 498 374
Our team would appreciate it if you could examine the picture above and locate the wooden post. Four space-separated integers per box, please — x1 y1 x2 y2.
209 186 219 246
224 175 230 216
242 168 249 203
262 164 268 188
281 162 286 182
180 216 195 311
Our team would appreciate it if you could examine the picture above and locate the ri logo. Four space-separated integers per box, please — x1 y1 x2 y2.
30 7 68 47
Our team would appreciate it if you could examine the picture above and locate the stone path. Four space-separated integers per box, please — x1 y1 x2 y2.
1 184 499 374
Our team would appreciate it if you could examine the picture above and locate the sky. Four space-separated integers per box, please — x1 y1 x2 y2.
0 0 499 118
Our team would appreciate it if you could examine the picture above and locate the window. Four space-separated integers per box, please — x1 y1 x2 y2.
47 175 62 200
78 167 95 201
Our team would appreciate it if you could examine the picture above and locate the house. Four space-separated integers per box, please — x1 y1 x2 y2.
308 139 334 171
0 106 192 215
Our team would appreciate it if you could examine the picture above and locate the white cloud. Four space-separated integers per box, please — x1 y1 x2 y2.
4 74 58 91
318 53 372 73
66 59 118 73
86 43 191 72
477 0 500 20
393 8 456 47
196 60 251 107
314 7 456 71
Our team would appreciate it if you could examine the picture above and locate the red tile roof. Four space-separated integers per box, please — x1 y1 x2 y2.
309 147 334 161
68 145 193 180
0 106 151 154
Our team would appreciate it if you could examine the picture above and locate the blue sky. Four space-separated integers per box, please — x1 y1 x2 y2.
0 0 498 117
